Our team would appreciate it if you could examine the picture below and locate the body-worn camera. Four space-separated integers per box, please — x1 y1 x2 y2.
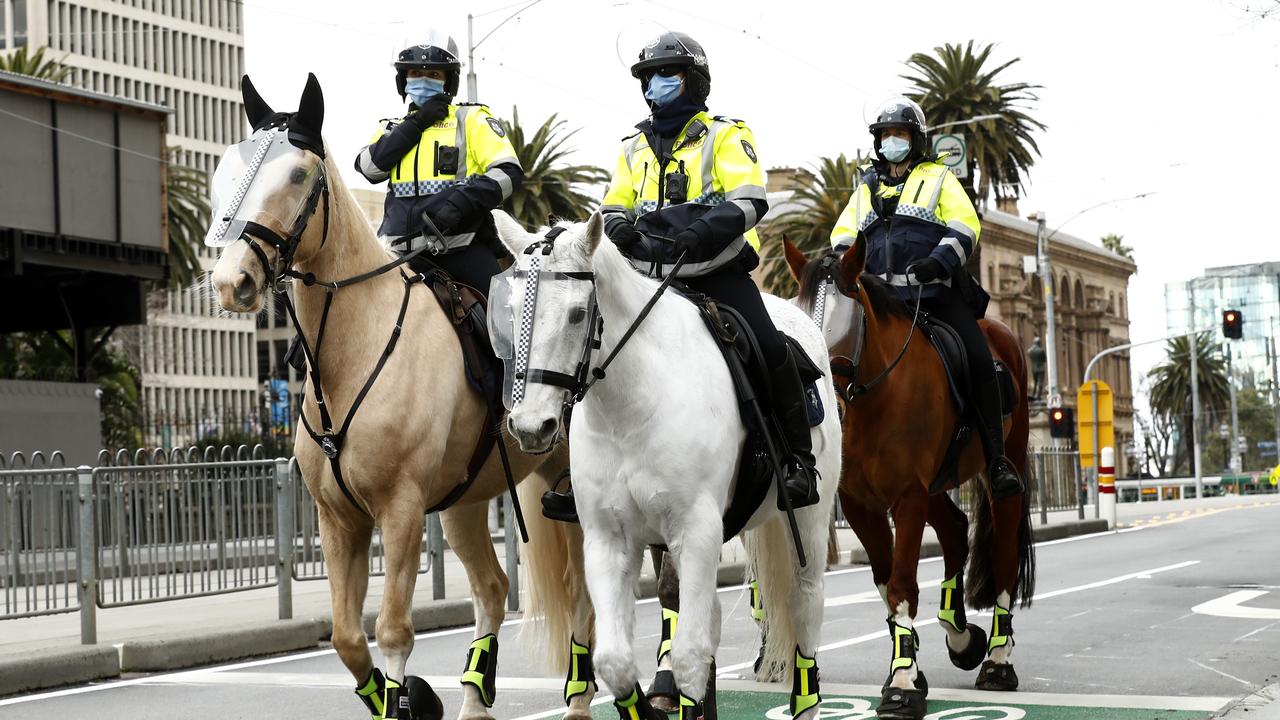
664 169 688 204
435 143 460 176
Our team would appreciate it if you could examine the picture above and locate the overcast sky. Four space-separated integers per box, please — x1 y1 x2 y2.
242 0 1280 411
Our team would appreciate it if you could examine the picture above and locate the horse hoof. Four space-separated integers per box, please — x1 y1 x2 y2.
647 669 679 713
405 676 445 720
948 625 988 671
875 686 927 720
975 660 1019 692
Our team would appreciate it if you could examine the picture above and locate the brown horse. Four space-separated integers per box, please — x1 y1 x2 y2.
785 237 1036 720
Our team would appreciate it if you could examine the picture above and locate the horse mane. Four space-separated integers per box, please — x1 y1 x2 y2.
857 272 913 320
793 252 912 322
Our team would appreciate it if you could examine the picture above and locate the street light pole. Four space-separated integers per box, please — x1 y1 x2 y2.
465 0 546 104
1189 292 1204 497
1037 212 1059 407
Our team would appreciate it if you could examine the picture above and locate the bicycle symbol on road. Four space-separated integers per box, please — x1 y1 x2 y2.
765 698 1026 720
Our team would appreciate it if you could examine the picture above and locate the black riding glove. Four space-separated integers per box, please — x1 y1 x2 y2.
422 191 473 237
909 257 947 284
408 94 452 131
673 229 700 260
607 222 644 254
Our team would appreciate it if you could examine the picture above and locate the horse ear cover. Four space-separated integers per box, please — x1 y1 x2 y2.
295 72 325 135
241 74 275 130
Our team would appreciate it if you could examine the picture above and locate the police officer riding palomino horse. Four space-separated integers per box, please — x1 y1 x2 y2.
355 30 522 298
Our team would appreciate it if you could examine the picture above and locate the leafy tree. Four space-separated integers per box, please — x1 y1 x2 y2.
760 154 863 296
499 109 608 228
0 45 72 83
165 147 211 288
1147 333 1231 473
1100 233 1134 261
902 41 1046 203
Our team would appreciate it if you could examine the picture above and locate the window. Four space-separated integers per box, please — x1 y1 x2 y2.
1 0 30 50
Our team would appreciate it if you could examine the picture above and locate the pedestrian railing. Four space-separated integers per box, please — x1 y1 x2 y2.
0 445 453 643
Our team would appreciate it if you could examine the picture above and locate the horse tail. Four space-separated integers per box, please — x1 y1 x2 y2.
744 515 798 681
516 452 582 672
967 321 1037 610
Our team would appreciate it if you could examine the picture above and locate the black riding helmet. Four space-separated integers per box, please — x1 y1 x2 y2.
630 31 711 105
869 97 930 162
394 32 462 99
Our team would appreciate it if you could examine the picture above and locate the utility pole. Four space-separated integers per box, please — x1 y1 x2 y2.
1037 212 1059 407
1227 346 1240 474
1270 319 1280 463
1189 291 1204 497
466 14 478 102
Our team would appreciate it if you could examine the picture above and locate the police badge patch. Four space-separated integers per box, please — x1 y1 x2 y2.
741 139 757 163
486 117 506 137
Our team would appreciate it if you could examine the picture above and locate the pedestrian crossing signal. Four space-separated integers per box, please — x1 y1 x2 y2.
1049 406 1075 439
1223 309 1243 340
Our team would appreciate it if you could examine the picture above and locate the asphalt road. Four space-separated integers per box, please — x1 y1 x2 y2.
2 500 1277 720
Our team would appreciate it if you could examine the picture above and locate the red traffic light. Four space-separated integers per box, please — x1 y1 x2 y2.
1223 309 1243 339
1051 409 1064 422
1049 406 1075 439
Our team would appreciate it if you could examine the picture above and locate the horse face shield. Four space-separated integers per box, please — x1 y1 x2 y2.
489 258 598 414
204 129 323 250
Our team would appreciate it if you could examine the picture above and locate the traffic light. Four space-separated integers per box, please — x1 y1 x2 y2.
1223 309 1243 340
1049 406 1075 440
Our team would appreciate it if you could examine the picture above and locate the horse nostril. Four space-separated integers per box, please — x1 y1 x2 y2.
234 271 257 301
539 417 559 437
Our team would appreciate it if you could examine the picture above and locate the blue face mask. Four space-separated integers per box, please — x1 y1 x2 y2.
406 77 446 108
880 136 911 163
644 74 683 107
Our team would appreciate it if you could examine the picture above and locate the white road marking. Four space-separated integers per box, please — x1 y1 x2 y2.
1193 590 1280 620
141 672 565 691
1233 620 1279 642
1189 659 1253 687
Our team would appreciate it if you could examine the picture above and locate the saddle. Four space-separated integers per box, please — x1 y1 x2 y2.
918 314 1016 494
283 261 504 514
675 286 826 541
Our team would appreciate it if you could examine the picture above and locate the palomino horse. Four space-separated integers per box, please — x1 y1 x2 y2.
490 210 842 720
206 74 585 720
785 238 1036 720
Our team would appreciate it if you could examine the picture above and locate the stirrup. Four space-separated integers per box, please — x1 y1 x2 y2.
779 462 820 511
987 457 1023 500
541 469 579 523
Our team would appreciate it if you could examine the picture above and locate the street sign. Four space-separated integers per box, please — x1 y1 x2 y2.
933 133 967 179
1048 393 1062 409
1077 380 1115 468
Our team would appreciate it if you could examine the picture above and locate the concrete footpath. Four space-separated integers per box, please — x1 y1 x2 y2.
1 494 1271 698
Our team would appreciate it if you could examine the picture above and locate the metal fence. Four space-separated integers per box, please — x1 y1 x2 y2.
0 452 80 620
0 445 454 643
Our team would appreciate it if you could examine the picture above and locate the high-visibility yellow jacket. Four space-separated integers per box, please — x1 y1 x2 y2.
601 111 768 278
355 102 521 252
830 156 979 299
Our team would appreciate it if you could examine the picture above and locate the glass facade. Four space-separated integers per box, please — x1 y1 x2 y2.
1165 263 1280 392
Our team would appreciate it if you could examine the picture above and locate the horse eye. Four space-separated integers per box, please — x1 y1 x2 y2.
567 307 587 324
290 167 308 184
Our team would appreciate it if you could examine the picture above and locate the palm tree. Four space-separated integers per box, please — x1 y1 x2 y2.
760 154 863 295
902 41 1046 203
499 109 609 228
1147 333 1232 473
165 148 211 288
0 45 73 83
1100 233 1134 260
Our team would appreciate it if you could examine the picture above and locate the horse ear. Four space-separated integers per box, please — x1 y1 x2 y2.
579 212 603 256
491 209 534 255
241 75 274 130
783 236 808 282
295 72 325 134
837 235 867 290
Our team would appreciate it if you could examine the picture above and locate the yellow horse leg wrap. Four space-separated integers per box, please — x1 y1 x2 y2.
889 620 919 672
614 682 650 720
656 607 679 663
937 572 968 633
355 667 387 720
790 646 820 716
988 604 1014 652
460 633 498 707
750 580 765 622
564 636 595 703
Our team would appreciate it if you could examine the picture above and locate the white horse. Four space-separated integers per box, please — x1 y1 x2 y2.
490 210 841 719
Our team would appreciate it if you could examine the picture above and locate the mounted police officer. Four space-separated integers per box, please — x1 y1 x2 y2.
830 97 1023 499
355 31 523 294
603 31 819 509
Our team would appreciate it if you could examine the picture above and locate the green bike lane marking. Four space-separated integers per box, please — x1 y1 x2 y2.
570 681 1227 720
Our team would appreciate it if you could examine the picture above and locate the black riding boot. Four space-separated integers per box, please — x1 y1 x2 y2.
769 348 820 510
541 468 579 523
973 375 1023 500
